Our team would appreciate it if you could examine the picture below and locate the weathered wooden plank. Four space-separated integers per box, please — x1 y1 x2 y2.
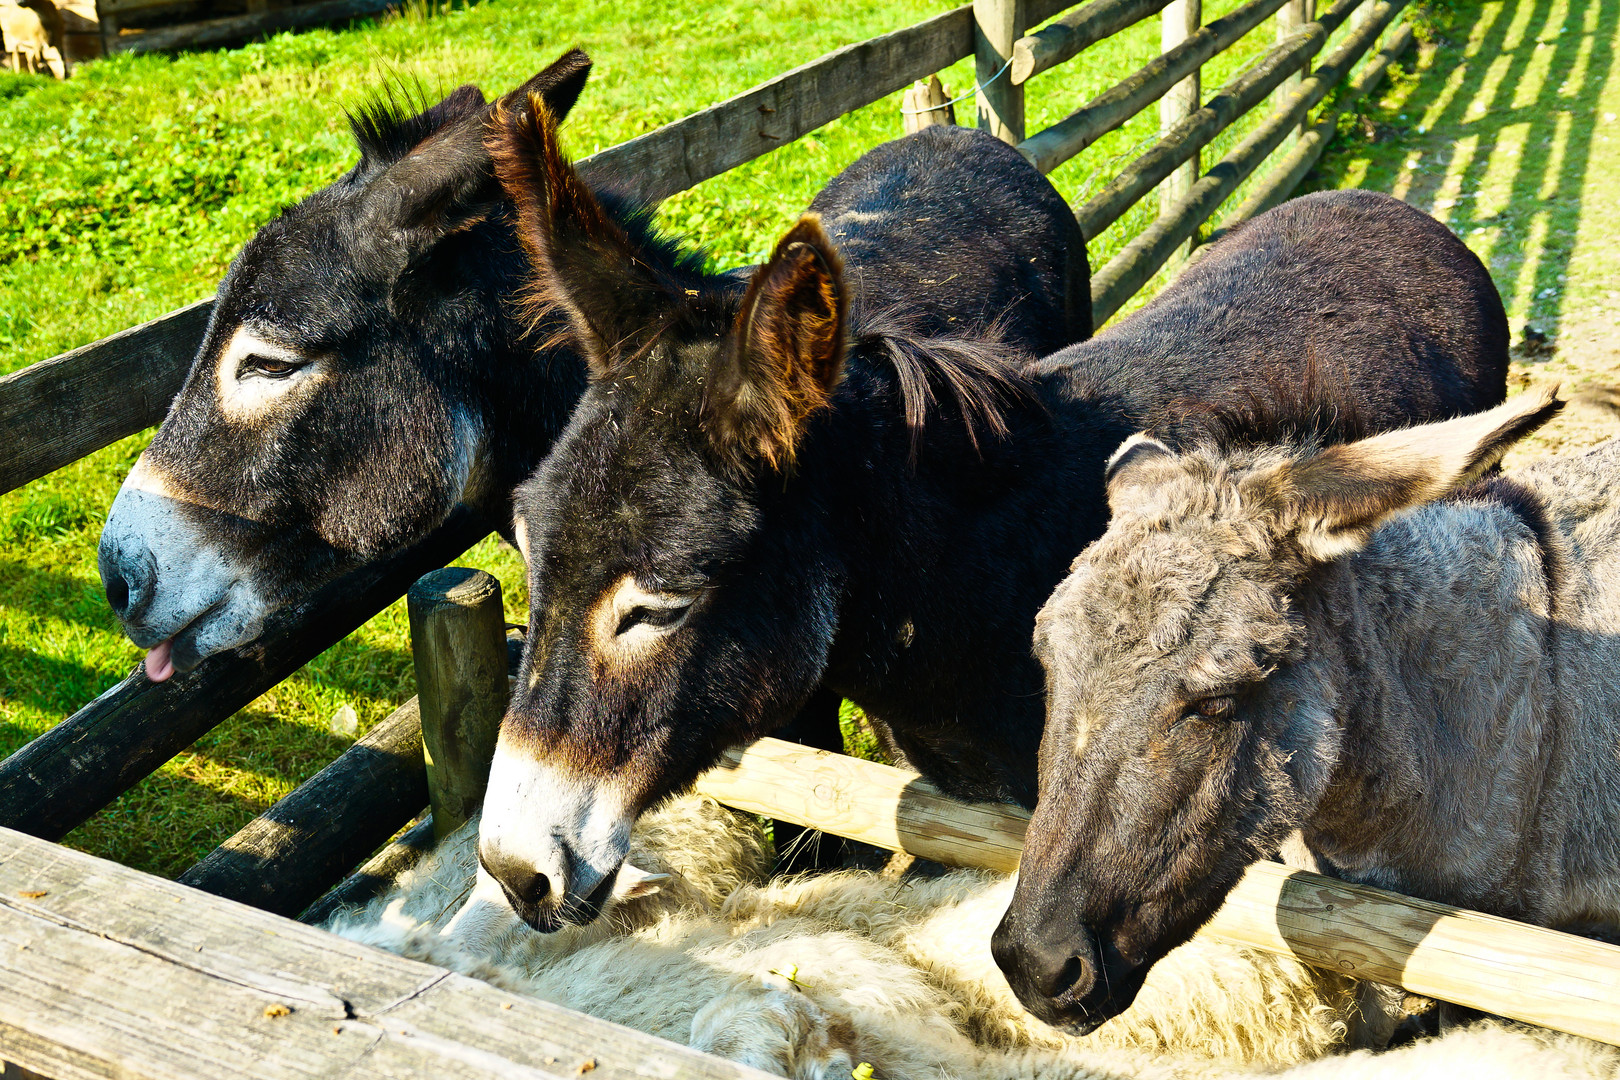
0 298 210 497
409 568 508 842
1012 0 1176 85
0 827 777 1080
1087 0 1410 324
1212 22 1413 231
1157 0 1201 262
1074 0 1364 240
1017 0 1292 174
0 508 488 843
695 738 1620 1046
109 0 397 53
177 698 428 918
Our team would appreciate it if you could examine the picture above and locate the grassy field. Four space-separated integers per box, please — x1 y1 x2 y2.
0 0 1535 877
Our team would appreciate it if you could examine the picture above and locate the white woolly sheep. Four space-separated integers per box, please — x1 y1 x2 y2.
324 796 1619 1080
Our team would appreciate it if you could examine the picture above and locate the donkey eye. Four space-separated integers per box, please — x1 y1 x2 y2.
615 594 696 637
1187 696 1237 722
243 355 304 379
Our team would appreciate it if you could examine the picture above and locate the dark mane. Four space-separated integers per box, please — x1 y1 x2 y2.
347 81 488 175
1154 353 1371 453
851 307 1038 464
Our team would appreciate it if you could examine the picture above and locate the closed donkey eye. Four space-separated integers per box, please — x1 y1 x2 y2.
1185 695 1237 722
243 354 306 379
616 594 696 637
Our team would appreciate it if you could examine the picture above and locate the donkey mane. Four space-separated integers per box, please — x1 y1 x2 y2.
347 81 489 173
851 307 1037 463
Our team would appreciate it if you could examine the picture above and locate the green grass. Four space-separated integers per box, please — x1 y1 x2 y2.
0 0 1470 877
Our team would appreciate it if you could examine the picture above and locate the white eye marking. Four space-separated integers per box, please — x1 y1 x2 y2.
512 517 530 565
588 574 699 668
215 326 321 420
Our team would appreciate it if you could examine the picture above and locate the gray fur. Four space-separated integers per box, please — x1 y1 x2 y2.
993 391 1620 1032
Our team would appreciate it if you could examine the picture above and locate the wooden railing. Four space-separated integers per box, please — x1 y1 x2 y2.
0 3 1426 1074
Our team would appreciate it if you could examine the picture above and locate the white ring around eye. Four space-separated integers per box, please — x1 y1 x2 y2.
215 326 320 420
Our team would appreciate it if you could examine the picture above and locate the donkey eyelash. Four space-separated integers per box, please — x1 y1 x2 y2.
614 592 698 637
241 355 307 379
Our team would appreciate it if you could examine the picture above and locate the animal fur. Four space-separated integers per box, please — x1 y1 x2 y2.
323 795 1618 1079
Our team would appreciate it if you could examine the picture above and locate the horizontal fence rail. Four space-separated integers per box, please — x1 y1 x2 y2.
1013 0 1177 83
0 509 488 842
0 826 780 1080
1017 0 1294 174
695 739 1620 1047
1088 0 1411 322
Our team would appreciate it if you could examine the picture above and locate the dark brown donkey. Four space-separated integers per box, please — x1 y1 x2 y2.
478 110 1510 928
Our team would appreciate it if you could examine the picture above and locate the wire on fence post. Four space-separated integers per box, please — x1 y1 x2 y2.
975 0 1027 143
1159 0 1203 262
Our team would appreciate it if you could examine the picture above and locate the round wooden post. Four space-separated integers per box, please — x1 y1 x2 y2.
1159 0 1202 261
408 568 509 842
974 0 1027 144
1275 0 1316 149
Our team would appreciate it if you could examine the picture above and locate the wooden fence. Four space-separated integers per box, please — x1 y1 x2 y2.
0 0 1453 1074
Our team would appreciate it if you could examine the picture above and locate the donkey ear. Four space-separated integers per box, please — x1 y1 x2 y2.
490 90 671 375
705 216 847 472
1104 433 1176 493
361 49 595 246
1288 387 1562 561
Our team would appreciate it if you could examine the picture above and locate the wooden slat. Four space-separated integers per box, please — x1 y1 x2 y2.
1211 22 1413 231
177 698 429 918
696 738 1620 1046
576 0 1078 203
0 827 776 1080
0 509 488 843
1017 0 1293 174
1012 0 1176 84
110 0 397 53
1074 0 1363 240
0 298 210 496
300 815 437 926
1086 0 1409 324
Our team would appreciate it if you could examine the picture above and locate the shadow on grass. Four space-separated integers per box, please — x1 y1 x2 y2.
1309 0 1617 338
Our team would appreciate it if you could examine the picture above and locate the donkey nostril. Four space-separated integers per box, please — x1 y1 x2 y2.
105 573 131 614
517 870 551 907
1052 955 1093 1000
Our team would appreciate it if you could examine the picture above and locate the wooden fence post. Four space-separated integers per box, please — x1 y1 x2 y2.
1275 0 1315 147
1159 0 1201 260
974 0 1027 143
408 568 509 843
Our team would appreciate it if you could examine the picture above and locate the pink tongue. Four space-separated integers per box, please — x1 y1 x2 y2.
145 640 175 683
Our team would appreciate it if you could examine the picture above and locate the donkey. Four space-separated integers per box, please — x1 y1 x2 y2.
476 88 1512 931
93 50 615 681
991 388 1620 1033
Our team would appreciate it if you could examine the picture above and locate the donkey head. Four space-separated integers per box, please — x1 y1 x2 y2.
475 97 848 931
991 388 1561 1032
97 51 595 680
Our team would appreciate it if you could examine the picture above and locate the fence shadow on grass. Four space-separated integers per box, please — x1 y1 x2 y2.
1309 0 1617 340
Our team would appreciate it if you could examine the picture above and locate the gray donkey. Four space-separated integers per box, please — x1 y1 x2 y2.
990 387 1620 1033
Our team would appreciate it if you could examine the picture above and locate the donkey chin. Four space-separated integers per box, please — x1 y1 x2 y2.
97 461 273 681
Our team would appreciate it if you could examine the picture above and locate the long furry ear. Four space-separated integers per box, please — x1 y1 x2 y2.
357 49 596 249
1288 387 1562 561
489 91 672 376
704 215 847 473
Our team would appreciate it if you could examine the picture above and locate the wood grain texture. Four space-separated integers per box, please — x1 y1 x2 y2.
300 815 437 926
1012 0 1176 84
0 827 779 1080
0 298 210 496
1074 0 1362 239
1157 0 1201 262
1087 0 1409 324
408 568 508 843
693 738 1620 1045
1017 0 1291 174
109 0 396 52
176 699 429 918
0 509 489 843
974 0 1027 142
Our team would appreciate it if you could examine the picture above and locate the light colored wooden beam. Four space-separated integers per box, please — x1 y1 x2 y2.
0 826 778 1080
695 738 1620 1046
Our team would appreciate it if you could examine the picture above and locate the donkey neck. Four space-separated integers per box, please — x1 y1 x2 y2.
1299 491 1577 921
807 351 1137 805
